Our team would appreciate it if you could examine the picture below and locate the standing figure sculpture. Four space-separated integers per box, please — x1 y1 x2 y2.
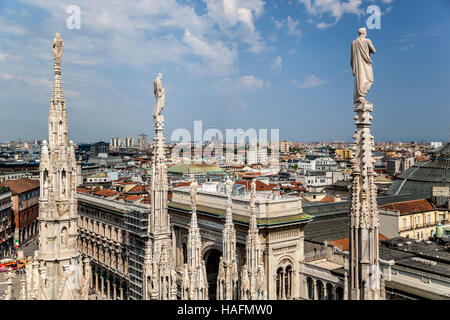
351 28 376 103
52 33 64 65
153 73 166 117
190 178 199 209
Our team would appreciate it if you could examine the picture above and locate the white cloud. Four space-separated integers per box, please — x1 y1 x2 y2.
292 74 327 89
183 30 238 76
298 0 364 28
394 43 414 52
0 17 28 35
0 72 51 88
14 0 266 76
271 56 282 71
271 16 301 36
215 74 264 95
286 16 301 36
238 75 264 88
204 0 266 53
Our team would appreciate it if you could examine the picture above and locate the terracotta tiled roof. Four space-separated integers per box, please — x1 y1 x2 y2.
142 194 151 204
93 189 119 197
320 196 335 203
0 178 39 195
76 187 92 194
235 180 277 191
330 234 388 252
379 199 434 215
172 182 192 189
127 185 147 193
124 195 141 201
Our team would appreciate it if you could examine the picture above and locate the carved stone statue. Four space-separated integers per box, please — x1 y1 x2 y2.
351 28 376 103
153 73 166 117
225 177 234 196
250 179 256 208
189 178 198 206
52 33 64 65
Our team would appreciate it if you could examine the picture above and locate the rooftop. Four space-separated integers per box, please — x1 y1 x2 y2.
379 199 435 215
168 163 224 174
0 178 39 195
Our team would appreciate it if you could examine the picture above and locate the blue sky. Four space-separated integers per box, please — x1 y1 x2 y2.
0 0 449 143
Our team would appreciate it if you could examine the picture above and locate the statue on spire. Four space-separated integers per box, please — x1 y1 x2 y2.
52 33 64 66
351 27 376 104
153 73 166 118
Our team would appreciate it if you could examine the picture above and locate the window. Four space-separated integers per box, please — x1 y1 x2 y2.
402 219 406 230
427 215 431 225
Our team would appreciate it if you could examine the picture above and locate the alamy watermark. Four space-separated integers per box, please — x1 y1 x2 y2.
66 5 81 30
366 5 381 30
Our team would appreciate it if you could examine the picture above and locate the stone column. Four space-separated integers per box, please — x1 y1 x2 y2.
106 279 110 300
20 277 26 300
95 272 99 292
312 280 317 300
119 286 124 300
344 272 348 300
100 276 104 296
4 271 15 300
113 283 117 300
323 283 328 300
280 271 285 300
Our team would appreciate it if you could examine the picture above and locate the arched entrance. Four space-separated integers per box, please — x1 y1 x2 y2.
204 248 221 300
316 281 324 300
336 286 344 300
307 277 315 300
326 283 334 300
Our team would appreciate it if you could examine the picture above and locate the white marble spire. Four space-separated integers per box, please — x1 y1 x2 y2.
24 33 90 300
217 177 239 300
182 178 208 299
145 73 176 300
349 28 383 300
241 179 266 300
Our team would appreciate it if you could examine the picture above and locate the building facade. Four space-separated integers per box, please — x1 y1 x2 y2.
77 192 134 300
0 187 13 258
379 199 449 240
0 178 40 247
169 182 312 300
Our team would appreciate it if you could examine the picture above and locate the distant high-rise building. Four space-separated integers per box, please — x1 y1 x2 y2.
91 141 109 157
137 134 148 150
123 137 134 148
110 137 120 149
280 140 291 153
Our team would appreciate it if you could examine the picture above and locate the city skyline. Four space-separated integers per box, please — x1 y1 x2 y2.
0 0 449 143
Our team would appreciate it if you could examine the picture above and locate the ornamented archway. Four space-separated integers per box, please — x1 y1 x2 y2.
275 257 295 300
